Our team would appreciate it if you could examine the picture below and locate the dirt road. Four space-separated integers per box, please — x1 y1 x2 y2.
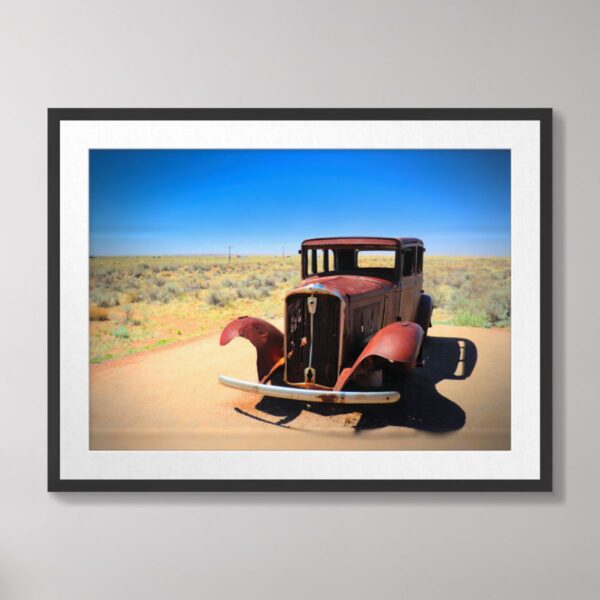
90 323 510 451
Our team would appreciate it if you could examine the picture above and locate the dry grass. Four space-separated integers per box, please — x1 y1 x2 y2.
89 305 110 321
89 255 299 363
425 256 511 328
89 254 509 364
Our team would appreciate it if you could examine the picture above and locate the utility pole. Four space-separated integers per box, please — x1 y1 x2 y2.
228 246 232 264
282 246 285 265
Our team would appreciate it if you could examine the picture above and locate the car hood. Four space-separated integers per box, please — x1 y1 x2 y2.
291 275 393 301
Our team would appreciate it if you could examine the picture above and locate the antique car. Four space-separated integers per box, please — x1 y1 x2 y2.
218 237 433 404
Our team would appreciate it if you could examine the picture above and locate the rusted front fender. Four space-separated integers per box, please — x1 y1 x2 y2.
334 321 424 390
220 317 284 380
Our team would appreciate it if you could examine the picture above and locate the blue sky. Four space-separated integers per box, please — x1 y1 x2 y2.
89 149 510 256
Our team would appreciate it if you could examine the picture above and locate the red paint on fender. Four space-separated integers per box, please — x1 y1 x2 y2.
334 321 424 390
220 317 284 380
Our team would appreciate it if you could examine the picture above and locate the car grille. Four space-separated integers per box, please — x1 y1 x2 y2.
285 293 341 388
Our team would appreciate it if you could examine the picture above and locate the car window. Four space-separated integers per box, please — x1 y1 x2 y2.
307 248 335 275
326 249 335 271
306 248 316 275
402 247 416 276
304 247 397 280
356 250 396 269
316 249 325 272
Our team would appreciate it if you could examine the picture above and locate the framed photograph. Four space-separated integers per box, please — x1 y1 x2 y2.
48 108 552 491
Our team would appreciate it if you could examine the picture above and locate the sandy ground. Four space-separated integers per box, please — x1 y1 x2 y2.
90 322 510 451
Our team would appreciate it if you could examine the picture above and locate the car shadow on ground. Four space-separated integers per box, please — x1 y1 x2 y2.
236 335 477 434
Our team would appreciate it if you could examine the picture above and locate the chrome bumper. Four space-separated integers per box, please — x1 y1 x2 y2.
218 375 399 404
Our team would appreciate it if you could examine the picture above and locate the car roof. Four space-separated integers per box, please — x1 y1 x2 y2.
302 236 423 248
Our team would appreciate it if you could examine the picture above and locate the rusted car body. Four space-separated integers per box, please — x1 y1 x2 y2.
219 237 433 404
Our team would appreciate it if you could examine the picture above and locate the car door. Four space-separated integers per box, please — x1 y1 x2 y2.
413 245 424 311
399 246 417 321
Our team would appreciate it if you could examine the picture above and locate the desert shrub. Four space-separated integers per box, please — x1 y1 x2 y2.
131 263 148 277
160 263 180 272
235 286 264 300
122 305 135 323
485 288 511 326
288 274 302 287
89 306 109 321
193 264 211 273
446 271 466 288
100 273 115 287
462 277 487 300
97 266 115 277
206 289 236 307
243 275 270 290
112 325 129 339
184 277 209 293
237 280 272 298
140 287 158 303
243 275 259 287
122 276 141 290
207 290 224 306
235 286 254 299
111 280 124 293
157 283 183 303
91 289 120 307
424 257 511 327
453 310 488 328
120 291 140 303
429 286 447 309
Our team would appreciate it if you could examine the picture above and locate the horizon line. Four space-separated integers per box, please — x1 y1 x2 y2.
89 252 511 259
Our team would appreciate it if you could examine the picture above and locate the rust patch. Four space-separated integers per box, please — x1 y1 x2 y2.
220 317 284 380
317 394 340 403
334 321 424 391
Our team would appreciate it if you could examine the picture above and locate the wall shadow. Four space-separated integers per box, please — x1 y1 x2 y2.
242 335 477 433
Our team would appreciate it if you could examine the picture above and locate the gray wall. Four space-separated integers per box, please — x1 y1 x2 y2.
1 1 597 598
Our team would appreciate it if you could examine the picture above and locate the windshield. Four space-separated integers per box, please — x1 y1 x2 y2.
303 247 398 281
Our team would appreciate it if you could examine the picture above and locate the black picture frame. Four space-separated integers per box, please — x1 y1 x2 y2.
48 108 552 492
